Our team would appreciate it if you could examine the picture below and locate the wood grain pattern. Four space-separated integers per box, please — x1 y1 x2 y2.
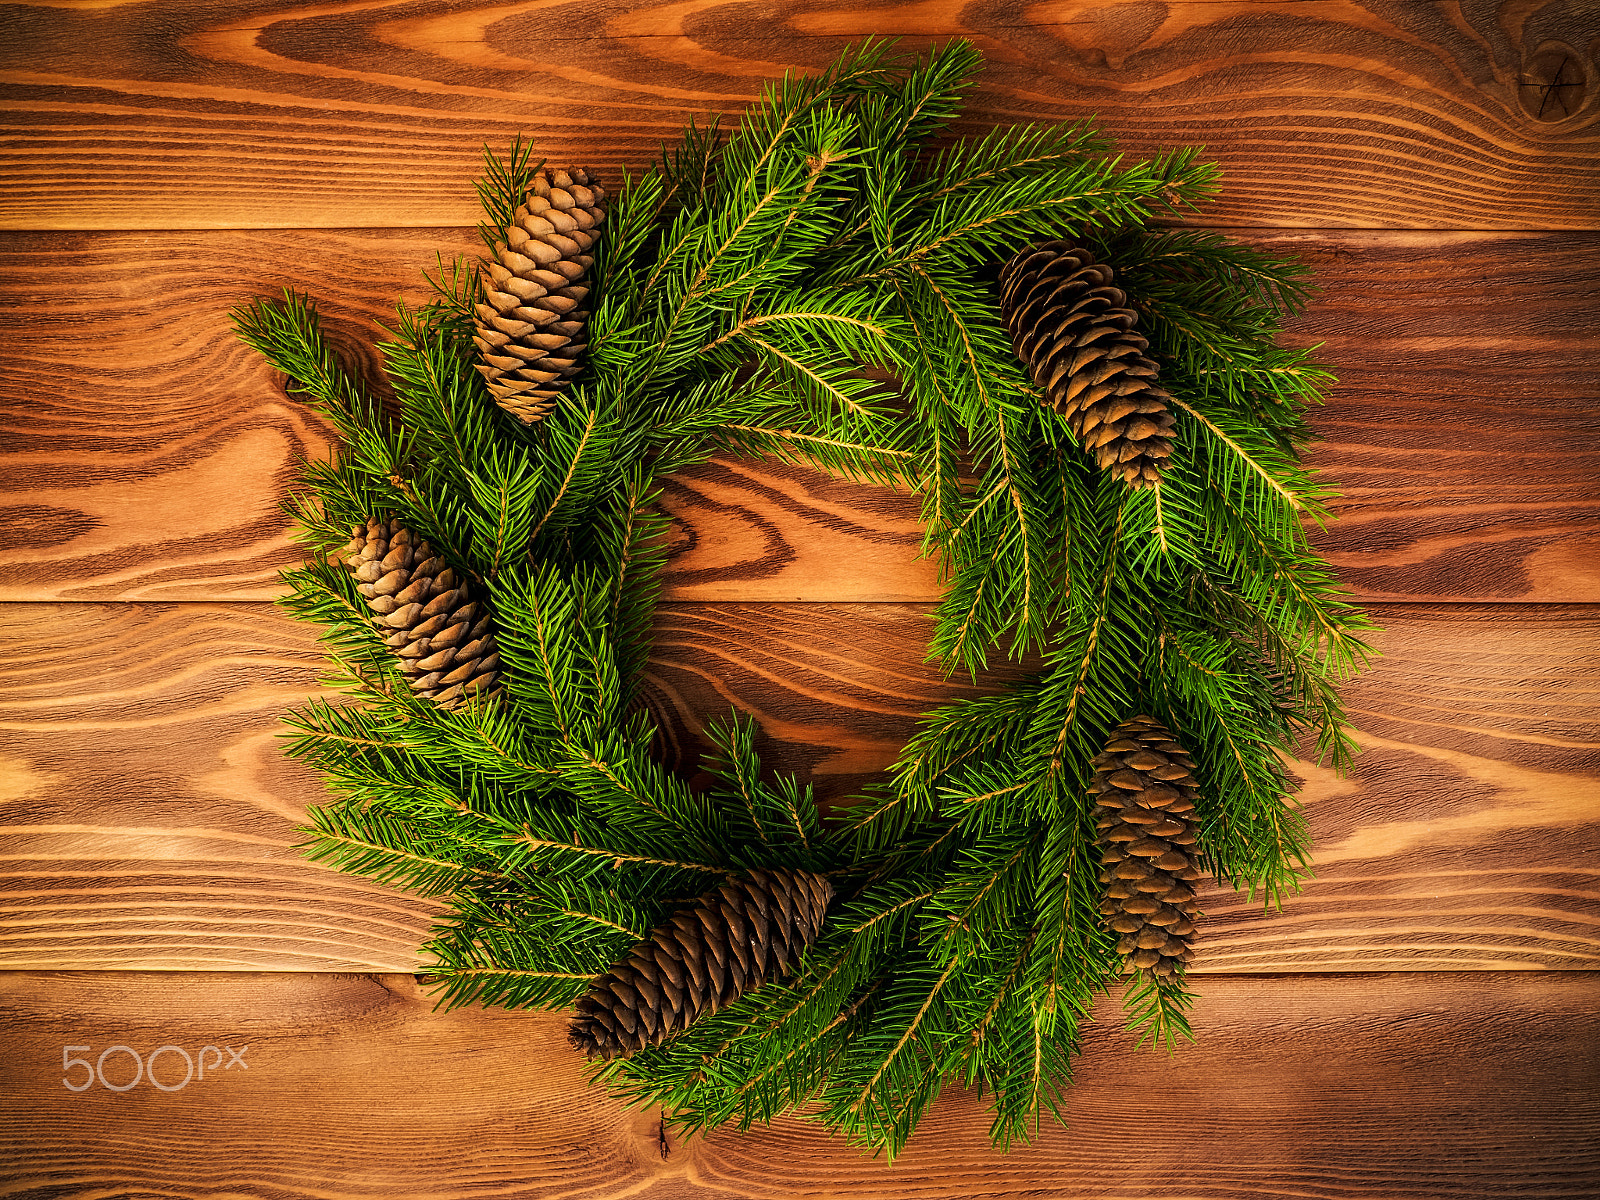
1 1 1591 1190
3 227 1595 603
2 0 1598 231
1259 229 1600 603
2 601 1595 972
0 603 444 971
1207 602 1600 972
1 970 1595 1198
0 228 356 602
656 457 941 602
647 602 1600 972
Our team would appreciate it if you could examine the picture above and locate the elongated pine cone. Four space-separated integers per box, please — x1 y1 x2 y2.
342 519 501 708
473 167 607 424
1092 715 1203 979
998 240 1176 489
569 868 834 1060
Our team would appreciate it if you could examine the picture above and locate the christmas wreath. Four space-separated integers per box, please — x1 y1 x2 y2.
234 40 1373 1158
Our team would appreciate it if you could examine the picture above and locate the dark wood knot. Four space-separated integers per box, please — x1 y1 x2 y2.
1518 42 1590 122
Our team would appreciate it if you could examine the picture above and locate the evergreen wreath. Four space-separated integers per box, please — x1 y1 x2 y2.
233 40 1374 1158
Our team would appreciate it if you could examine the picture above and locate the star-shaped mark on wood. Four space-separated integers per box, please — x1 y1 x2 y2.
1519 53 1586 121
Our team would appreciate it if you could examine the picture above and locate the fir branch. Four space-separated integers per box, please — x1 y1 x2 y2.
1122 969 1197 1052
298 807 516 896
476 135 542 252
516 832 727 877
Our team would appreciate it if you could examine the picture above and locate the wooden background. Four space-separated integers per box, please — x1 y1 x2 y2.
2 0 1598 1195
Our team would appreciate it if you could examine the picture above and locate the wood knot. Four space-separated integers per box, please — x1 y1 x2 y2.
1518 42 1590 122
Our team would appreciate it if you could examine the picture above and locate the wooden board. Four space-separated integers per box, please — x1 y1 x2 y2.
3 227 1596 604
0 603 443 972
2 0 1598 231
2 601 1595 972
648 602 1600 973
1256 229 1600 603
1 970 1595 1198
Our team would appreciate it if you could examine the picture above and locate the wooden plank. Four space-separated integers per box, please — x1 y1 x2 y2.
3 227 1595 604
1256 230 1600 604
0 224 945 603
2 0 1597 230
648 602 1600 973
1201 602 1600 972
2 601 1595 973
1 970 1595 1198
0 603 444 971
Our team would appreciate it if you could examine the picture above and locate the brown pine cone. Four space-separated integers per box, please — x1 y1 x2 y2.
1091 715 1204 980
473 166 607 425
569 867 834 1060
342 518 502 709
998 240 1176 489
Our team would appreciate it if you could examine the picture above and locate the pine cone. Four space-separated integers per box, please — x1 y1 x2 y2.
998 240 1176 489
1092 715 1203 980
473 167 607 425
342 518 502 708
569 867 834 1060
